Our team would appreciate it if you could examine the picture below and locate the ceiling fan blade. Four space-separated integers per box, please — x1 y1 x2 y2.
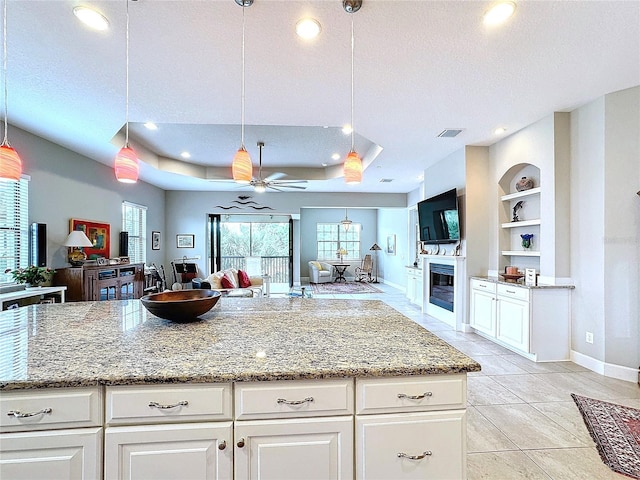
267 185 285 192
271 180 309 185
264 172 286 182
274 184 307 190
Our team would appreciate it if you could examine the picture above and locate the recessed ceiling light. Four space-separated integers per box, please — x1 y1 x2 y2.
180 151 191 159
494 127 507 135
143 122 158 130
73 6 109 31
418 174 424 181
296 18 321 39
342 124 353 135
331 153 340 161
322 162 328 167
483 2 516 26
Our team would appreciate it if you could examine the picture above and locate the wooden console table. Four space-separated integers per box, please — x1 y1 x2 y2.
0 286 67 311
54 263 144 302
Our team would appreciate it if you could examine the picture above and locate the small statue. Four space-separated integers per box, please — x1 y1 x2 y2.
512 201 524 222
521 233 534 249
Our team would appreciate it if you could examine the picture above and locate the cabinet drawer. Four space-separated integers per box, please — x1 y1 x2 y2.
497 284 530 301
106 383 232 425
470 279 496 292
356 410 465 479
0 387 102 433
234 379 353 420
356 375 466 414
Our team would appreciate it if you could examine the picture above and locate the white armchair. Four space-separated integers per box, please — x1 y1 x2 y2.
308 261 334 284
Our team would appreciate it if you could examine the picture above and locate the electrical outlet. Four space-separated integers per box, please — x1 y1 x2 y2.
586 332 594 344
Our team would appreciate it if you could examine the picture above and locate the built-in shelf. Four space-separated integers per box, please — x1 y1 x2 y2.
501 250 541 257
501 187 541 202
501 219 541 228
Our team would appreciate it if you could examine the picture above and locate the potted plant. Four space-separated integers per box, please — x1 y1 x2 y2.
4 266 55 288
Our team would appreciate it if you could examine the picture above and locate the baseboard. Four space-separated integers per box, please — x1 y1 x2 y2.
382 278 404 291
571 350 638 383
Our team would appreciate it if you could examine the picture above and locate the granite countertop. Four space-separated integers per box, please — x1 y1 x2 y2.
471 276 575 289
0 298 480 390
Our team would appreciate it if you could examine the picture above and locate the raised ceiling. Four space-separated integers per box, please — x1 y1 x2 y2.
6 0 640 193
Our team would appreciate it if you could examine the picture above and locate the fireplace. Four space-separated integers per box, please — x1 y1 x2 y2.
429 263 454 312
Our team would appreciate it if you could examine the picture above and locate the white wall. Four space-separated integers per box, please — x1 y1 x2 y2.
377 208 410 287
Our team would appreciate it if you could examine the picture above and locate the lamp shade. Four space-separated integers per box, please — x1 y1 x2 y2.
0 143 22 181
344 150 362 184
114 145 139 183
232 146 253 183
369 243 382 251
64 230 94 248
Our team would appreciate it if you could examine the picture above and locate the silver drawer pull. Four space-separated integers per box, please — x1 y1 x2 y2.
397 392 432 400
398 451 432 460
276 397 314 405
7 408 52 418
506 289 516 294
148 400 188 409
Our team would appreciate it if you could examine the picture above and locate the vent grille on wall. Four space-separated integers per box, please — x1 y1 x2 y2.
379 178 393 183
437 129 464 138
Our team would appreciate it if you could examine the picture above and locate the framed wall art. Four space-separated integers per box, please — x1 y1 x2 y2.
152 231 161 250
176 234 195 248
70 218 110 260
386 234 396 255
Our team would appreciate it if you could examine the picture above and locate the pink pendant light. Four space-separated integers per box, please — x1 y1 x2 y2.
343 1 362 185
0 0 22 181
114 0 139 183
232 1 253 183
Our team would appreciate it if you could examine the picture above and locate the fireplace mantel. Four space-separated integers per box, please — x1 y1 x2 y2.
419 255 466 331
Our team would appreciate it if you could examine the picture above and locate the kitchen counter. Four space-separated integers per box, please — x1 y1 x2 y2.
0 298 480 390
470 275 575 289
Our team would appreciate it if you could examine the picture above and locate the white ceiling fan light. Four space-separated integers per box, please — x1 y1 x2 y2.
296 18 321 39
248 141 308 193
483 1 516 26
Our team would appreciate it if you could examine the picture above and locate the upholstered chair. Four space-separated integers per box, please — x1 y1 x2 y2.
308 261 334 284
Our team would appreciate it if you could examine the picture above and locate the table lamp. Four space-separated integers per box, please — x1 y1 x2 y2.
64 230 93 266
369 243 382 283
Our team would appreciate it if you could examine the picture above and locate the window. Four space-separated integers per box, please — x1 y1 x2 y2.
0 177 29 285
316 223 361 261
122 201 147 264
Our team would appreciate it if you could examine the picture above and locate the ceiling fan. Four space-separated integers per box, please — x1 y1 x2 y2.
246 142 308 193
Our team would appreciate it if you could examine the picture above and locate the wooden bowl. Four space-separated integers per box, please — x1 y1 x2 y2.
141 289 221 321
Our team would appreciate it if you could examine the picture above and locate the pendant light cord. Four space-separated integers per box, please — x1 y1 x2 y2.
124 0 130 147
240 5 246 148
2 0 9 145
350 13 355 152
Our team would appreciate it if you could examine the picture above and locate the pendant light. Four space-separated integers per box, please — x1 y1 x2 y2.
232 0 253 184
114 0 139 183
343 0 362 185
0 0 21 181
341 208 352 232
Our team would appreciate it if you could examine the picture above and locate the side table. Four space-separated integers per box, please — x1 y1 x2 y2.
332 264 349 283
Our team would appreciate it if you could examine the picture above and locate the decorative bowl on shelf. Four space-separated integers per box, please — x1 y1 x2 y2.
499 273 525 283
141 289 221 321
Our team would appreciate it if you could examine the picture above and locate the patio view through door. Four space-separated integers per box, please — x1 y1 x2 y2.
207 214 292 292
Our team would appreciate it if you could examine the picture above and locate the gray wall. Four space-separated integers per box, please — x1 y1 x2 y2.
11 127 166 270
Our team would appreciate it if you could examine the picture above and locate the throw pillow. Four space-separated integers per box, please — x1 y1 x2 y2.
224 269 239 287
220 273 235 289
208 271 225 289
238 269 252 288
310 261 323 271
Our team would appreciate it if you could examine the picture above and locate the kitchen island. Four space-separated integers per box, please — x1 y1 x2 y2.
1 298 480 479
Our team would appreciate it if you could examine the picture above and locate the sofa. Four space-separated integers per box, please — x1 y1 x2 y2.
192 268 268 297
308 261 334 284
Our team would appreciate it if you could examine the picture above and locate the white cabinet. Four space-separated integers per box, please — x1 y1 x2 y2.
356 411 465 480
234 417 353 480
469 279 496 336
405 267 423 307
0 387 103 480
104 422 232 480
356 375 467 480
469 278 571 361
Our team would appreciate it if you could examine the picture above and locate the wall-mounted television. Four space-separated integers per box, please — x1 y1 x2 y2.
417 188 460 244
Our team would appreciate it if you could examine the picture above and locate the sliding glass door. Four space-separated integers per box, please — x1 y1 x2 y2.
207 214 292 287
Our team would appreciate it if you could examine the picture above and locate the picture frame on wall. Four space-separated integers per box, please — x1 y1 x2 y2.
70 218 110 260
152 231 161 250
176 234 195 249
386 234 396 255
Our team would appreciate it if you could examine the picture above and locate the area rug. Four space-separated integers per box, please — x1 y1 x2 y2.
571 393 640 479
310 281 383 294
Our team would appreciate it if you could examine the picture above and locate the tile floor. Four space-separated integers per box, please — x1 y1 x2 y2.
305 281 639 480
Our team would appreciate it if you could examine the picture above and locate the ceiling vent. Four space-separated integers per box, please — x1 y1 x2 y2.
437 129 464 138
379 178 393 183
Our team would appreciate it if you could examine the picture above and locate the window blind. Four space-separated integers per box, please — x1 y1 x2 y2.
122 201 147 264
316 222 361 261
0 177 29 285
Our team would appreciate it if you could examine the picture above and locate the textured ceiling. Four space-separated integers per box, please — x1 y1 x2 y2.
6 0 640 193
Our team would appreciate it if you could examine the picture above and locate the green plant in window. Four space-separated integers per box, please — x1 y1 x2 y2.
5 266 55 286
